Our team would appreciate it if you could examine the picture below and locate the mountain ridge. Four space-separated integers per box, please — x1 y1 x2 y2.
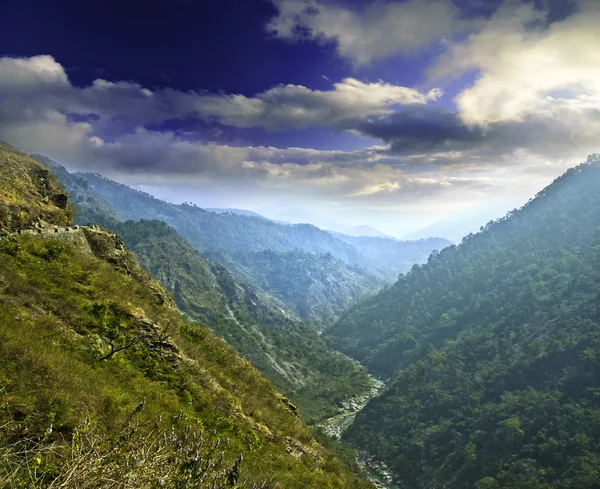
74 171 450 281
328 155 600 488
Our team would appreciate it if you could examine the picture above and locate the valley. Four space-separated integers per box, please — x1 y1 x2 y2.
3 2 600 488
4 140 600 489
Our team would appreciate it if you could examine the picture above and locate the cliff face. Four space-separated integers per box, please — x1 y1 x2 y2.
0 143 72 231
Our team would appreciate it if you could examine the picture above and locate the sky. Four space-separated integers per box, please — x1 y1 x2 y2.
1 0 599 238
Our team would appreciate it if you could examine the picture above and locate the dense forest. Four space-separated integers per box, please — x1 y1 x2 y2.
328 156 600 488
0 142 374 488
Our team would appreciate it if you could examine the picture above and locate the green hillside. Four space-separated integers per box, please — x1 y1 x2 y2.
0 143 373 488
110 219 373 423
207 248 384 325
328 156 600 488
30 153 119 227
0 143 73 231
29 155 375 423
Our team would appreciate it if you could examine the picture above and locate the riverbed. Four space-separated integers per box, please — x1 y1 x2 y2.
317 376 400 489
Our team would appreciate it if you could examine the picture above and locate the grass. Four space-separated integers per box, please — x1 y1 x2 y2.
0 234 373 488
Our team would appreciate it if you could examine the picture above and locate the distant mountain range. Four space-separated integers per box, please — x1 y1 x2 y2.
402 204 519 243
72 171 451 282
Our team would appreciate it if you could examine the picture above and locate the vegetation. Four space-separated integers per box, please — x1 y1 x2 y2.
0 143 374 488
31 154 119 228
74 171 449 280
328 157 600 488
110 219 374 423
33 155 376 423
0 143 73 231
207 248 384 325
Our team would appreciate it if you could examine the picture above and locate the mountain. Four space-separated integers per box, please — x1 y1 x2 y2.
206 248 385 325
348 225 390 238
29 153 120 227
327 155 600 488
110 219 374 423
331 232 452 280
0 142 73 231
74 172 448 280
205 207 267 219
402 204 515 243
33 155 374 423
75 172 364 261
0 142 373 488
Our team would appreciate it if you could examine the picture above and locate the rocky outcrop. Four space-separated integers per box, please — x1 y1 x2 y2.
0 143 72 231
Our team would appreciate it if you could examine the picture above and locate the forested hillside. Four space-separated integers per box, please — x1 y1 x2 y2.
328 156 600 488
207 248 384 325
0 143 373 488
75 172 365 260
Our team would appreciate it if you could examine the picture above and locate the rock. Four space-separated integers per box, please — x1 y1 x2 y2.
51 193 69 209
279 396 300 416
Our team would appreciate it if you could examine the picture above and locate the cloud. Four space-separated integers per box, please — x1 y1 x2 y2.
267 0 472 65
432 0 600 126
0 55 439 134
0 55 70 93
353 104 600 162
191 78 442 129
0 46 595 235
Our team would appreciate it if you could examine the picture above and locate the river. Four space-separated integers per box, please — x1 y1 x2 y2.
317 375 400 489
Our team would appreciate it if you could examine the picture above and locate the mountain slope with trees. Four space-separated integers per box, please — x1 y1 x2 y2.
74 171 449 280
207 248 385 325
31 155 374 423
111 219 373 423
327 155 600 488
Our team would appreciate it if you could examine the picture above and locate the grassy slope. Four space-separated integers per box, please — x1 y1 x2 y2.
111 219 373 424
0 143 73 231
29 155 374 424
0 143 373 488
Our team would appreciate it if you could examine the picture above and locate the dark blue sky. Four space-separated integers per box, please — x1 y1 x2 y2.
1 0 571 92
2 0 342 93
0 0 594 236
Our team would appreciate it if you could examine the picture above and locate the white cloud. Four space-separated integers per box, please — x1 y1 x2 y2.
433 0 600 126
267 0 471 65
0 55 439 132
0 55 69 93
192 78 442 129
